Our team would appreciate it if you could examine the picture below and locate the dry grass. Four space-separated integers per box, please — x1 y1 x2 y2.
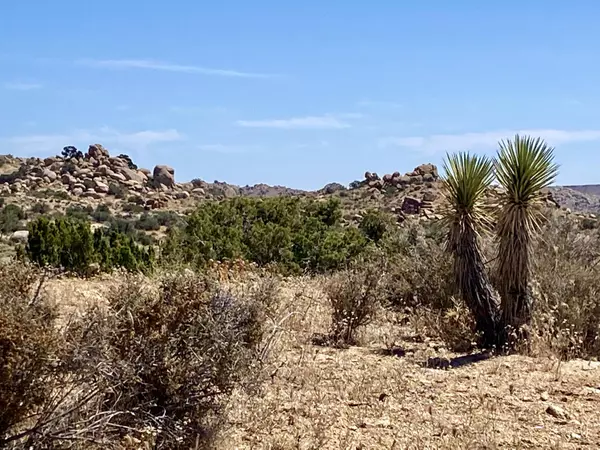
25 268 600 450
215 278 600 450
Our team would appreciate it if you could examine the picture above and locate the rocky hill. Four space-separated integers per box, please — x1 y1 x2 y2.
0 144 453 218
548 186 600 214
0 144 316 212
0 143 594 241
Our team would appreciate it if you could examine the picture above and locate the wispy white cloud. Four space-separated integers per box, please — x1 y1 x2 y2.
236 115 352 130
3 127 183 156
379 129 600 154
4 82 43 91
78 58 278 79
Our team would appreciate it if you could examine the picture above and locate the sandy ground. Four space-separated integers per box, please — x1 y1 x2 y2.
44 276 600 450
218 279 600 450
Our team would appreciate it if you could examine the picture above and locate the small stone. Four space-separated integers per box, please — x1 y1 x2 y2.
10 230 29 242
546 404 570 420
540 391 549 401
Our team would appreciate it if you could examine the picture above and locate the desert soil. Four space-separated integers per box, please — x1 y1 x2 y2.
46 276 600 450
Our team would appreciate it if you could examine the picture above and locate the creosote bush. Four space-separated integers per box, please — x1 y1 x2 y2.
530 213 600 358
358 209 393 243
382 223 454 310
0 263 64 448
0 204 26 234
0 265 271 448
325 261 384 346
63 271 267 448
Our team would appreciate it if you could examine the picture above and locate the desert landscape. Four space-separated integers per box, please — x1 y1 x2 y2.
0 140 599 449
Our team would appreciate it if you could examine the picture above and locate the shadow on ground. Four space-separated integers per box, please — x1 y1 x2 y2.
422 352 494 370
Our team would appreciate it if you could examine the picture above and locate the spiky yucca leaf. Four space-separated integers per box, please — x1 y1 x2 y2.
441 153 499 348
441 152 495 247
496 134 558 233
495 135 558 331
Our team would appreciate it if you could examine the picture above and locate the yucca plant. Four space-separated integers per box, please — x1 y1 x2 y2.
495 135 558 346
441 152 500 348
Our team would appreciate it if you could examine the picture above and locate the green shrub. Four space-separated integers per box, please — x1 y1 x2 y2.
26 216 154 275
162 197 368 273
93 227 155 273
30 202 51 215
26 217 95 274
359 209 393 243
108 183 127 198
382 224 454 310
66 205 93 221
90 204 112 222
0 204 26 234
32 189 70 201
126 195 145 205
135 212 160 231
122 202 145 213
580 217 599 230
155 210 183 228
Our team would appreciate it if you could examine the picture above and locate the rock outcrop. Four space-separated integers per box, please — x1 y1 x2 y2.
153 165 176 188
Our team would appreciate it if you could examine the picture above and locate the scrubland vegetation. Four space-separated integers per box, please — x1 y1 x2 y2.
1 135 600 448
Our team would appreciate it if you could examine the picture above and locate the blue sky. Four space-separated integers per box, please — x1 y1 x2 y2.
2 1 600 189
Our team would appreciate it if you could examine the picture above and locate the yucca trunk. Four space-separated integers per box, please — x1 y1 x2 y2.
497 205 533 338
448 222 500 348
442 153 501 349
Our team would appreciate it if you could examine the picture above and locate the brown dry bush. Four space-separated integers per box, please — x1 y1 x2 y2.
382 224 454 311
412 301 479 353
61 271 268 449
0 268 272 449
325 261 384 346
0 264 65 448
531 212 600 358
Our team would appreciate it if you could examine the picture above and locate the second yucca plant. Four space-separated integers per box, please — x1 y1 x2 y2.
495 135 558 345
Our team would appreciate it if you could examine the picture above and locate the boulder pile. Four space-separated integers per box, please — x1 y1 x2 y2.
362 163 440 192
0 144 201 209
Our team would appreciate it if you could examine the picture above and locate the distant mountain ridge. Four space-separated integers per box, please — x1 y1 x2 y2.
549 185 600 214
563 185 600 196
